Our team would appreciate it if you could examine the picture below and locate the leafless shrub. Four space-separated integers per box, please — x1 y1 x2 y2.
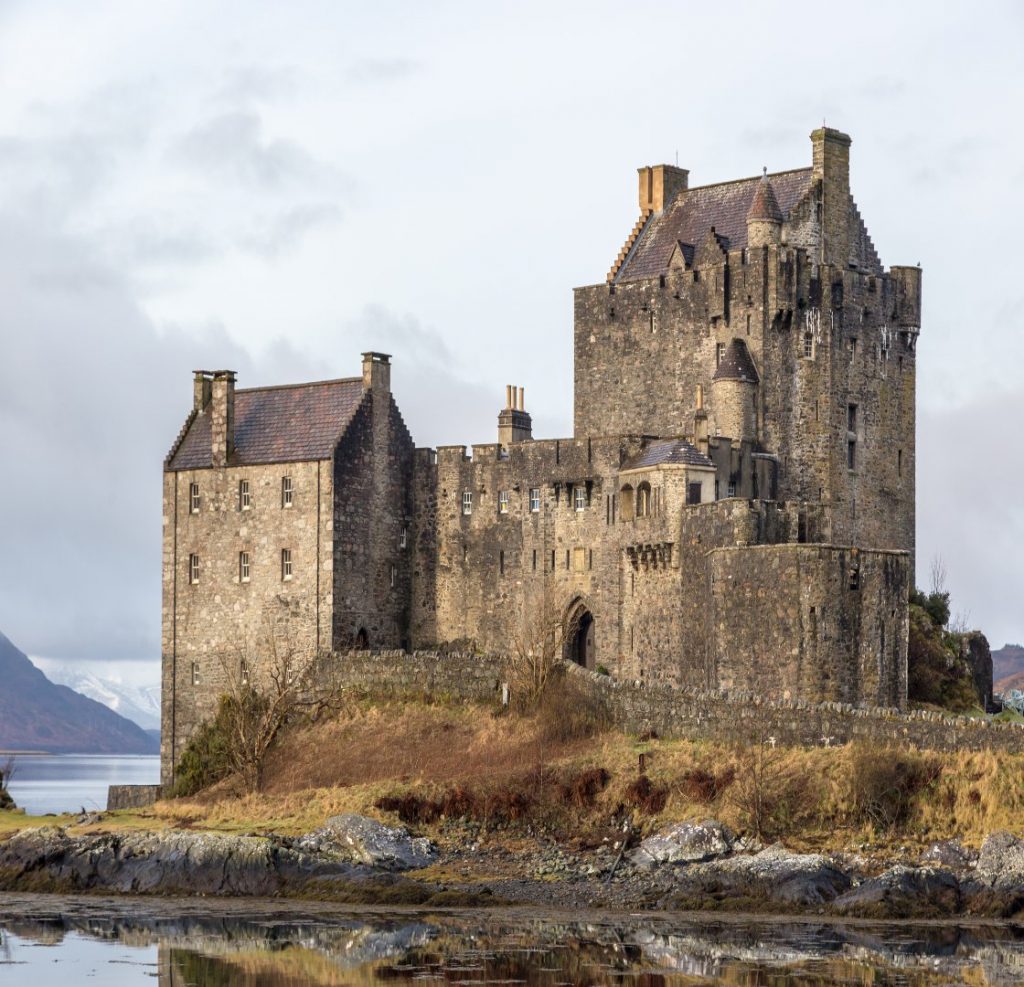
847 744 942 833
536 670 611 743
506 595 566 711
728 736 814 841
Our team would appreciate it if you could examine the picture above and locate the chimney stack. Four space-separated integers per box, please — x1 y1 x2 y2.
638 164 689 214
810 127 852 266
193 370 212 412
210 370 236 467
362 352 392 394
498 384 532 447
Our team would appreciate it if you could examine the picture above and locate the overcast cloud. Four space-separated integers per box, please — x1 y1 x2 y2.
0 0 1022 687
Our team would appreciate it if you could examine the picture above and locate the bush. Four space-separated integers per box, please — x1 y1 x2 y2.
536 670 611 743
172 698 232 797
847 744 942 832
680 766 736 804
623 774 668 814
728 743 816 841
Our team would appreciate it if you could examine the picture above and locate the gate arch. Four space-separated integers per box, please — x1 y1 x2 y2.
563 597 596 670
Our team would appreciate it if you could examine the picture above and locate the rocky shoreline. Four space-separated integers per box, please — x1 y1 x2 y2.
2 815 1024 920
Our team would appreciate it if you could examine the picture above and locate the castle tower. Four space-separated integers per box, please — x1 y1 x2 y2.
711 339 759 442
746 169 783 248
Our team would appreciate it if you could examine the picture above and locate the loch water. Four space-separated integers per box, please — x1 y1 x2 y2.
2 901 1024 986
3 754 159 815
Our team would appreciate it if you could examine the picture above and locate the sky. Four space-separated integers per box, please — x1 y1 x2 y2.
1 0 1022 688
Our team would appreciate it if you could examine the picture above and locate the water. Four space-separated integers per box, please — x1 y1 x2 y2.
3 754 159 815
2 902 1024 985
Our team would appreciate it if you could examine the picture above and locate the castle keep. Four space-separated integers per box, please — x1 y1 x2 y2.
161 128 921 783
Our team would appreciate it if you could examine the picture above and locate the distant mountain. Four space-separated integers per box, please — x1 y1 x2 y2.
993 644 1024 694
0 631 158 754
41 666 161 733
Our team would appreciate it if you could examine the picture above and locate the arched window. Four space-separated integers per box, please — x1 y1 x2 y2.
619 484 635 521
636 482 652 518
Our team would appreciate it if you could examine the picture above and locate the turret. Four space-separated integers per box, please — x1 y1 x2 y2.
711 339 759 442
746 168 783 248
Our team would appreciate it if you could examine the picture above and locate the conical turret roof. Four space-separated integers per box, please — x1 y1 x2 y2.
746 169 783 224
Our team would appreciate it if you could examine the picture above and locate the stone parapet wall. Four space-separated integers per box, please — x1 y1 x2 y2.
106 784 165 811
318 650 1024 755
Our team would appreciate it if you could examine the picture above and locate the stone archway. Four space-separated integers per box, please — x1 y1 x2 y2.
564 598 595 670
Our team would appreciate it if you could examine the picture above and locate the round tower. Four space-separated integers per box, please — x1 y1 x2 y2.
711 338 760 442
746 168 783 248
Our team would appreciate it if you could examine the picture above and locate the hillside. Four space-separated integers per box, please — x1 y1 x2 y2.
994 644 1024 693
40 665 161 732
0 631 159 754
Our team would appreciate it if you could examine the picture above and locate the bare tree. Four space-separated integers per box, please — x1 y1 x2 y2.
929 555 948 596
506 593 567 710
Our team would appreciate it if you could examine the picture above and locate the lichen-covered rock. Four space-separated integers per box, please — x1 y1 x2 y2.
831 865 960 918
976 831 1024 889
682 845 851 906
300 814 436 871
630 820 734 868
920 838 975 872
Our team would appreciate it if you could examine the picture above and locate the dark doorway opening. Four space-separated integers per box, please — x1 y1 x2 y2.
355 627 368 649
565 602 595 669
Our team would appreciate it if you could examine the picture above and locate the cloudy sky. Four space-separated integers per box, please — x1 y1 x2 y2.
1 0 1022 687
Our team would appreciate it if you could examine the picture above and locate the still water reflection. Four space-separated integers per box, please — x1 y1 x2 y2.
2 906 1024 986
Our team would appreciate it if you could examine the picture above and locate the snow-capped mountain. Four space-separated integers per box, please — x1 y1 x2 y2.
40 667 161 733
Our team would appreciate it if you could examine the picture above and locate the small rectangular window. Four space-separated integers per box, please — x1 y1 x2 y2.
565 549 570 570
847 439 856 470
189 482 200 514
238 479 251 511
847 403 857 432
390 563 397 588
191 661 200 686
462 491 473 515
550 549 555 571
499 550 505 575
281 548 292 581
188 553 200 584
499 490 510 514
574 486 587 512
687 482 702 505
727 480 736 497
897 448 902 477
849 337 858 360
400 524 408 548
532 549 537 572
530 488 540 513
716 342 726 366
281 476 293 508
239 551 250 582
803 332 814 358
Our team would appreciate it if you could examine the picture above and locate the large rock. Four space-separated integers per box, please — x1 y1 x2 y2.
300 814 436 871
630 820 734 868
976 831 1024 889
681 845 851 906
831 865 960 918
920 838 975 872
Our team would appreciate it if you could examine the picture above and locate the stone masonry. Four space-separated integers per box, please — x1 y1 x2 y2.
161 127 921 785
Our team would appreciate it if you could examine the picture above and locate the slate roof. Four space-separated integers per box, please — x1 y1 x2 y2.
746 172 784 223
616 167 813 282
712 339 760 384
622 439 714 472
166 378 365 470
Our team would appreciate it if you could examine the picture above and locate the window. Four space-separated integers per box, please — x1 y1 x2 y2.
400 525 408 548
189 482 200 514
849 337 858 360
188 554 200 584
574 486 587 512
281 475 293 508
716 342 726 367
727 480 736 497
499 550 505 575
897 448 903 477
191 661 200 686
803 332 814 358
847 439 856 470
620 484 635 521
529 488 541 513
390 564 397 588
550 549 555 571
239 551 250 583
565 549 570 570
847 404 857 431
636 482 651 518
240 660 249 686
532 549 537 572
462 491 473 515
687 482 702 505
238 479 251 511
281 548 292 581
499 490 510 514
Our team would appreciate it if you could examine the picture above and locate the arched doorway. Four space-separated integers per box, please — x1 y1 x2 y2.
564 600 595 669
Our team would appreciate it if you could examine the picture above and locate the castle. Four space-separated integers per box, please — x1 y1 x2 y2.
161 127 922 784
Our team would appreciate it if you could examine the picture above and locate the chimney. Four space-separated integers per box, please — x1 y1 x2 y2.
638 164 688 214
193 370 213 412
362 352 391 394
498 384 532 447
811 127 852 266
210 370 236 467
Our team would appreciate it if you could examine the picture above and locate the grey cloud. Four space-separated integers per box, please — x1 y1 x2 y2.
345 57 420 85
169 111 333 189
215 64 299 106
239 202 344 258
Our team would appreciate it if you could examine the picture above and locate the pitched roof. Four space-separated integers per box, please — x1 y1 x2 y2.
616 168 813 283
712 339 760 384
165 378 365 470
622 438 714 472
